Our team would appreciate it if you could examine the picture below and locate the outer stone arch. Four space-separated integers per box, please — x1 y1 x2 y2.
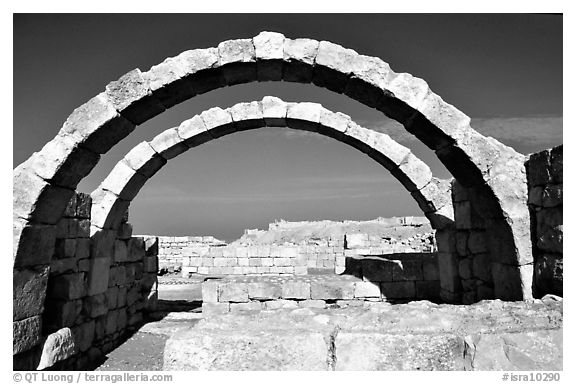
88 97 453 233
13 32 532 342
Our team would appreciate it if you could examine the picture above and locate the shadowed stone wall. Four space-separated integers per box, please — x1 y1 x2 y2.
526 145 563 297
14 193 159 370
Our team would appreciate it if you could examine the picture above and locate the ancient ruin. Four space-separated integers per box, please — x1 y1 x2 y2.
13 32 562 370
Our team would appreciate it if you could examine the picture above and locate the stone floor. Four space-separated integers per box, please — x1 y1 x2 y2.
95 293 563 371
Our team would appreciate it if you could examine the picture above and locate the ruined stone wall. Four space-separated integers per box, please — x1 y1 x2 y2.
526 145 563 297
14 193 159 370
154 219 436 277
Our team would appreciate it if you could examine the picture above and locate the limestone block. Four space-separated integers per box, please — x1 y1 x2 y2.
550 145 562 183
437 252 460 293
369 132 411 169
295 266 308 275
230 302 263 312
527 150 551 186
87 258 111 296
534 254 563 296
335 332 464 371
106 287 119 310
100 161 147 201
163 329 327 370
200 107 235 138
395 153 433 192
299 300 326 309
105 68 165 125
200 284 218 305
117 287 127 308
150 127 189 160
13 168 76 224
528 185 543 206
311 280 354 300
415 280 441 300
380 281 416 299
13 316 42 355
75 192 92 219
283 37 319 83
43 299 82 331
491 263 529 301
261 96 288 126
422 255 440 281
144 256 158 273
50 258 78 275
354 281 381 298
537 225 563 254
361 258 393 282
127 285 140 306
29 133 101 189
36 327 77 370
247 282 282 300
144 48 219 107
282 281 310 300
542 184 562 208
273 258 291 267
345 55 393 107
459 258 473 280
114 240 128 262
90 190 130 230
279 246 299 258
391 259 423 281
314 40 358 92
319 108 350 136
47 272 85 300
71 320 95 353
122 141 166 178
218 38 256 85
106 310 119 335
108 266 126 287
253 31 285 81
63 193 77 217
178 115 212 148
219 282 249 303
127 237 146 262
286 102 322 131
201 302 230 316
14 221 56 267
60 93 135 154
264 299 299 310
83 293 108 318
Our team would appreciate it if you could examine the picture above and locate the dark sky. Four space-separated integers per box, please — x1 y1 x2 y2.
13 14 562 241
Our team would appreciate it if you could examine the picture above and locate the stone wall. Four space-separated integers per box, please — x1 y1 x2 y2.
154 218 436 277
526 145 563 297
14 193 159 370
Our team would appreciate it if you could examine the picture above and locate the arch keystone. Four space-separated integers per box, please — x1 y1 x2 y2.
253 31 285 81
283 38 319 83
286 102 322 131
261 96 288 126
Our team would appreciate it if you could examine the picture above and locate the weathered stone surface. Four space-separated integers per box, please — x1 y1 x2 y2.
178 115 212 148
354 281 381 298
71 320 95 353
13 221 56 267
253 31 284 81
380 281 416 299
311 280 354 300
86 258 111 296
286 102 322 131
464 330 562 370
150 127 189 160
99 160 147 200
13 316 42 354
105 68 165 125
261 96 288 126
90 189 130 230
83 293 108 318
247 281 282 300
541 184 562 208
202 281 219 303
336 332 464 370
164 329 327 370
122 141 166 178
314 41 357 92
201 302 230 316
37 327 77 370
396 153 433 192
230 302 263 312
219 282 249 303
361 258 393 282
283 38 319 82
60 93 135 154
264 299 299 310
229 101 264 130
14 266 49 320
282 281 310 299
218 38 256 85
200 107 235 138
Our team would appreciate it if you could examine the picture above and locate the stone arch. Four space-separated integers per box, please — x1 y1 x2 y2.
89 97 453 235
13 32 533 360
